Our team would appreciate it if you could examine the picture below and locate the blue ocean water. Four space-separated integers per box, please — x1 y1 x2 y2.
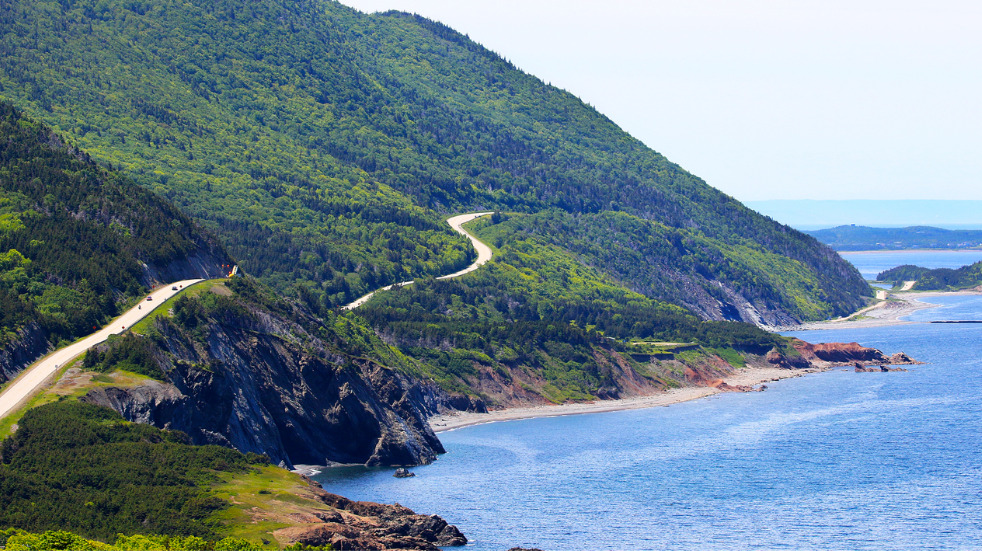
316 251 982 550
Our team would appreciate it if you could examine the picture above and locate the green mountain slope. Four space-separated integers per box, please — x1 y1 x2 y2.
0 104 797 467
358 215 785 403
0 0 868 322
0 102 230 382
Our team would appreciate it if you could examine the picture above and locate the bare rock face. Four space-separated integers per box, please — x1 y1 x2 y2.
83 309 447 468
767 338 920 370
141 248 232 288
765 347 811 369
889 352 916 364
0 321 49 385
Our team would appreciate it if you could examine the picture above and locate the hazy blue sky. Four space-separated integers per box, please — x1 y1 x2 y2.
339 0 981 202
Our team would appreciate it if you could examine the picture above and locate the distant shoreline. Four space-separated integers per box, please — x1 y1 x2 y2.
774 289 982 331
839 248 982 254
426 290 982 434
428 366 816 433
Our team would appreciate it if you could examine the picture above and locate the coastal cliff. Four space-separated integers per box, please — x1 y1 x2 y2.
81 279 454 468
78 273 919 471
766 339 919 369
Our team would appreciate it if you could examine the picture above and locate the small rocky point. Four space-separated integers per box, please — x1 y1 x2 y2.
766 339 921 370
276 476 466 550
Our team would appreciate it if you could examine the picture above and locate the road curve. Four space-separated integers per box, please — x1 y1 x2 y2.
343 212 494 311
0 279 205 421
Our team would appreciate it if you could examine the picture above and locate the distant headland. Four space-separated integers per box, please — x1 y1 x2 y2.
803 225 982 251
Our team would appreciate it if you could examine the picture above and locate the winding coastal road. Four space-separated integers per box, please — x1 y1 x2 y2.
0 213 493 420
0 279 204 421
342 212 494 310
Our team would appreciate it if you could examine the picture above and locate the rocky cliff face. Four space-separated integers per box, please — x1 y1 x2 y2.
83 284 451 468
766 339 921 369
141 246 232 287
0 322 49 385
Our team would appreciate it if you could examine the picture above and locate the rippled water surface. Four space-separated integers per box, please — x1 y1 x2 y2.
316 251 982 550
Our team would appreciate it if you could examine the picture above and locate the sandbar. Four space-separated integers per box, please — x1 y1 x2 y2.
777 289 982 331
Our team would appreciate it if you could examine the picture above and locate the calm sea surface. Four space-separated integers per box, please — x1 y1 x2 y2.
316 251 982 550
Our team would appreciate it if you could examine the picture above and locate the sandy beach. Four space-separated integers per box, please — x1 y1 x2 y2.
782 288 981 331
429 366 815 433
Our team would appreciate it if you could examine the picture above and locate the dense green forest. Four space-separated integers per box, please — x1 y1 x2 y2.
477 211 862 321
0 0 867 321
0 101 792 418
807 225 982 251
0 401 265 540
877 262 982 291
0 529 326 551
0 102 228 357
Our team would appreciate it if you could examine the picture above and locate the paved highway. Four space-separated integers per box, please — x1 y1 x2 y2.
0 279 205 421
343 212 494 310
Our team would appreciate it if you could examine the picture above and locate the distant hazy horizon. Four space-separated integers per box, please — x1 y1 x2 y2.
746 200 982 230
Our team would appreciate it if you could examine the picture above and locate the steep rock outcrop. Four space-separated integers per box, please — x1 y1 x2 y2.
766 339 921 369
141 248 232 287
0 322 50 385
273 476 466 550
83 299 446 468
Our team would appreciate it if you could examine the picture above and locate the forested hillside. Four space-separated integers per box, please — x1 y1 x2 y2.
0 102 229 383
0 104 796 465
0 0 868 322
0 401 463 548
358 215 785 403
878 262 982 291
